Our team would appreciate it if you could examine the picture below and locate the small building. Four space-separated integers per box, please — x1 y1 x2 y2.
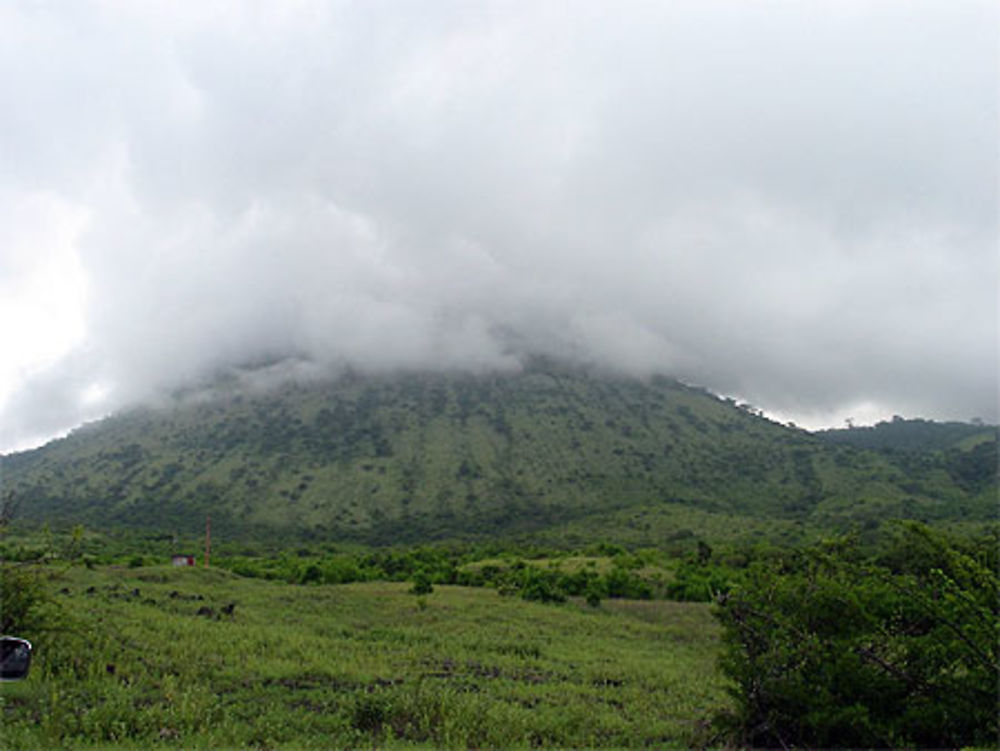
171 554 196 567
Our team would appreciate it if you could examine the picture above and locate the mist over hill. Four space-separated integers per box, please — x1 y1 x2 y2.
2 2 997 456
2 361 995 546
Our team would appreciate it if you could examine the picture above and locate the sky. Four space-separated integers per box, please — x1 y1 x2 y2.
1 0 997 453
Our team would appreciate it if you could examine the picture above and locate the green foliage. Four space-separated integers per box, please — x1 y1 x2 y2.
585 585 602 608
817 416 997 451
0 562 105 690
409 570 433 595
942 440 998 493
6 523 997 749
603 565 653 599
5 365 993 547
2 563 726 749
714 523 999 748
212 543 677 608
666 563 732 602
518 568 567 603
298 562 322 584
0 563 51 634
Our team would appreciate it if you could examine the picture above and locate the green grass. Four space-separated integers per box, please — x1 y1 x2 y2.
2 564 728 749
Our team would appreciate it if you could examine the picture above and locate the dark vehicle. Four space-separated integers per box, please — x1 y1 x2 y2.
0 636 32 680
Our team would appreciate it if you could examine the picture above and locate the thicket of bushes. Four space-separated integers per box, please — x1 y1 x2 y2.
714 523 998 748
217 546 661 604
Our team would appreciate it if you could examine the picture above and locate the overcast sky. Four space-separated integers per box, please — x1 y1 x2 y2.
1 0 997 453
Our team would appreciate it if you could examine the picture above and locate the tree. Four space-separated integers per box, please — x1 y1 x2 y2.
714 524 998 748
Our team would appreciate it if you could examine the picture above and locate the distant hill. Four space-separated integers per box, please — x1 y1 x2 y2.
2 362 995 546
816 417 997 452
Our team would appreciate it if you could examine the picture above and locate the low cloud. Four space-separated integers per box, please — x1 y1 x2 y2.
0 0 996 452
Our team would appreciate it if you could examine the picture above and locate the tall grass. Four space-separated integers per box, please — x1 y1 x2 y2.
2 564 728 749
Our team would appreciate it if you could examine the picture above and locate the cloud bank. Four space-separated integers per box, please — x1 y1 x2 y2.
1 0 996 451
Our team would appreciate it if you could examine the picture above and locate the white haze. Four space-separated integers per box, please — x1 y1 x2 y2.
0 0 997 453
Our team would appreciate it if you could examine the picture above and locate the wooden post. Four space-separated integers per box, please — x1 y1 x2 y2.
204 515 211 568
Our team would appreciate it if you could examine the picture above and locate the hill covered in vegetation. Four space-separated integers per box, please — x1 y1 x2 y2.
2 361 995 545
816 416 996 452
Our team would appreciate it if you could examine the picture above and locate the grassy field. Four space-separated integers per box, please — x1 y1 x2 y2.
1 564 728 749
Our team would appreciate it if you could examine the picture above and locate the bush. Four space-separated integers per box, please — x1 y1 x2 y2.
714 524 998 748
0 562 101 681
299 563 322 584
409 572 433 595
665 564 732 602
519 569 565 603
0 563 50 634
604 566 651 599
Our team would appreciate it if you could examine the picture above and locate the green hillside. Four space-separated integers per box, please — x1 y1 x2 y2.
2 361 995 545
816 417 997 452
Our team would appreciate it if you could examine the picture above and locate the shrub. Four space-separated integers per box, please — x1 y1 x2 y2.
604 566 651 599
409 572 433 595
665 564 732 602
299 563 322 584
714 524 998 748
0 563 50 634
519 569 565 603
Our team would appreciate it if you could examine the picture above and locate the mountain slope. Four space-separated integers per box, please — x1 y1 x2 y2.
2 363 995 544
816 418 996 452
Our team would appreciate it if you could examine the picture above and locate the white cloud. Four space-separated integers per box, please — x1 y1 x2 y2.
0 0 996 452
0 191 89 412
